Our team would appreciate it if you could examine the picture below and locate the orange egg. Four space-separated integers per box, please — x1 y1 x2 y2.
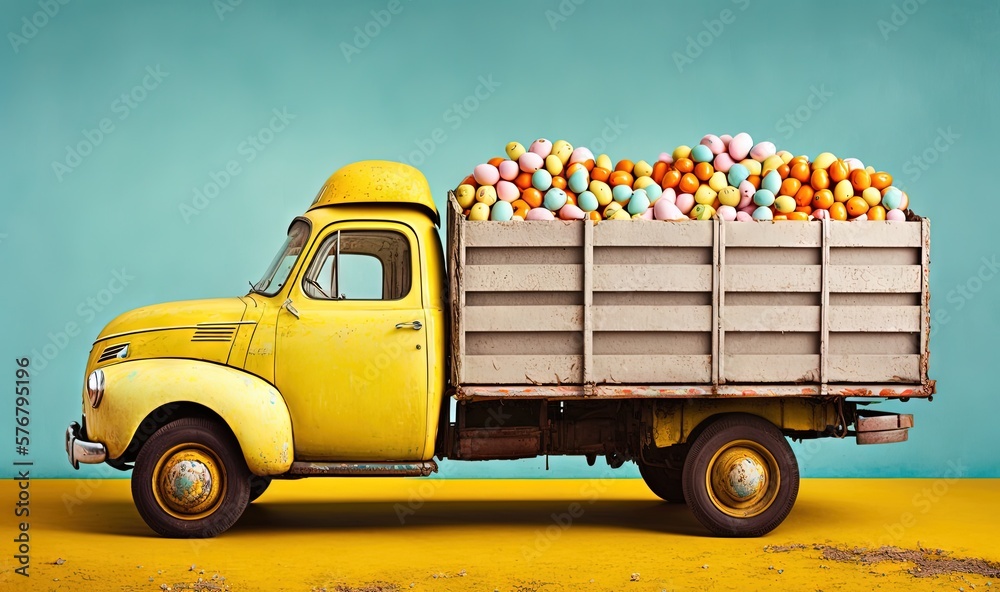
551 175 567 190
564 191 576 206
615 160 634 174
794 205 813 215
795 185 815 208
850 169 871 192
773 214 788 221
790 162 811 183
694 162 714 181
812 189 834 210
651 161 669 184
870 172 893 190
522 188 543 208
678 173 700 194
810 168 830 190
609 170 634 187
867 205 886 220
587 211 601 221
462 174 477 187
746 174 761 189
674 157 694 174
514 172 532 190
776 164 791 179
565 162 587 177
787 211 809 221
780 178 802 197
828 160 849 183
512 198 529 210
582 159 595 172
591 166 611 183
846 196 869 217
788 155 809 167
661 169 681 189
487 156 504 167
829 202 848 220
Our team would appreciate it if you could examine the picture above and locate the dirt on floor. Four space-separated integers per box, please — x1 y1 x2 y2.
766 543 1000 579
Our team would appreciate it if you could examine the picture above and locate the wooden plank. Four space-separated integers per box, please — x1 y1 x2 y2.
593 305 712 332
723 306 820 332
820 218 830 390
463 354 582 385
829 306 921 332
464 306 583 332
725 265 821 292
828 265 921 293
723 354 820 383
920 218 930 382
583 221 594 386
592 264 712 292
827 354 921 382
592 355 712 383
594 221 713 247
723 221 822 247
447 194 466 386
827 220 922 247
464 220 583 248
713 218 721 386
464 264 582 292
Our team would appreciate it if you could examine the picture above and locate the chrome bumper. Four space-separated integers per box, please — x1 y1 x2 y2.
65 421 107 469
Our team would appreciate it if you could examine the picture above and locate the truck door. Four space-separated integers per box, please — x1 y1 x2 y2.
274 221 429 461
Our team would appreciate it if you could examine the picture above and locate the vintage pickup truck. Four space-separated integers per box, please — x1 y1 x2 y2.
66 160 933 538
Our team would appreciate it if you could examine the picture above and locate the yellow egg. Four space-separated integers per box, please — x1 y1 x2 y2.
865 165 877 175
672 145 692 161
596 154 613 170
708 171 728 192
812 152 837 170
475 185 497 206
544 154 564 176
833 179 854 203
590 180 613 206
468 202 490 220
740 158 762 176
610 209 631 220
862 186 882 207
455 184 476 209
633 175 655 190
761 154 784 176
694 185 718 205
505 142 525 161
633 160 653 178
774 194 796 213
551 140 573 165
604 201 623 219
691 204 716 220
718 186 740 207
777 150 794 164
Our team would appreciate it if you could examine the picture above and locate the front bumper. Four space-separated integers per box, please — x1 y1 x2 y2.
65 421 107 469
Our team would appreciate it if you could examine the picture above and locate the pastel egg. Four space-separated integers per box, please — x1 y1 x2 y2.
612 184 633 203
813 208 830 220
776 151 794 164
672 145 692 161
569 146 595 164
729 133 753 160
727 163 750 187
551 140 573 164
532 169 553 191
708 171 729 192
468 202 490 220
627 189 651 215
604 201 624 219
559 203 586 220
660 187 677 204
568 169 589 194
833 179 854 202
545 154 564 176
525 207 555 220
498 159 520 181
694 184 718 205
714 152 735 173
578 190 599 212
718 186 741 207
476 185 498 206
657 152 673 164
691 144 714 163
596 154 613 170
633 175 655 190
691 204 716 220
844 157 865 172
589 180 613 206
741 159 763 176
749 141 776 161
701 134 726 155
812 152 837 170
675 193 695 214
608 208 631 221
761 155 784 176
752 206 774 221
543 187 567 211
639 208 654 220
496 180 519 202
773 194 796 214
735 211 754 222
738 180 756 207
473 164 500 186
654 198 685 220
505 142 526 161
881 186 903 210
753 189 775 207
455 184 476 209
720 134 733 145
761 170 781 194
633 160 653 178
644 183 663 203
529 138 552 158
490 200 514 221
519 151 544 173
717 204 737 221
886 208 906 221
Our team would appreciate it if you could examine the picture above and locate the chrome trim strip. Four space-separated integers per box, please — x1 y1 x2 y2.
95 321 256 343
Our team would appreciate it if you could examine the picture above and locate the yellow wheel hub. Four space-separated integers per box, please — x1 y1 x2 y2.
705 439 779 518
152 444 226 520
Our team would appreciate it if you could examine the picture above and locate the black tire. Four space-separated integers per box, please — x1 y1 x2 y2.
682 414 799 537
637 461 686 504
131 417 250 538
248 475 272 503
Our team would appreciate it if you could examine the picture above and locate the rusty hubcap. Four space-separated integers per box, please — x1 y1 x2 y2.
706 439 779 518
152 444 226 520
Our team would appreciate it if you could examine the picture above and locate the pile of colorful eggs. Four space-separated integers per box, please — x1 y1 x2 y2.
454 134 911 222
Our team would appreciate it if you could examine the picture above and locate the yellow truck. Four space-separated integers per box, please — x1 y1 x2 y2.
66 160 933 538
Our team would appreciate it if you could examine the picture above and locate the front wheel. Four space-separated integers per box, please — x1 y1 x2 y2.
682 414 799 537
131 417 250 538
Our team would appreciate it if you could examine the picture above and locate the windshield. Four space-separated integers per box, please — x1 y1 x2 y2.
252 220 310 296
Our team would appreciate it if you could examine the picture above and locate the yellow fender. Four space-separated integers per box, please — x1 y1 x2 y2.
86 358 293 476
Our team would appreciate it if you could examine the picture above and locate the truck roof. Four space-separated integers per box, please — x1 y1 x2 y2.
309 160 440 226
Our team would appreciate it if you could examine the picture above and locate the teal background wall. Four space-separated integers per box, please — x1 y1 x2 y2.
1 0 997 479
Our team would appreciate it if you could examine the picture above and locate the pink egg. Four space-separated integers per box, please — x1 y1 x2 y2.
886 208 906 221
498 160 520 181
844 158 865 172
735 211 754 222
738 204 757 215
852 213 869 221
717 205 737 221
729 132 753 160
720 134 733 146
738 180 756 208
713 153 735 173
519 151 544 173
496 180 519 202
813 209 829 220
700 134 725 155
529 138 552 158
749 141 776 161
675 192 695 214
525 208 555 220
473 163 500 185
660 187 677 204
657 152 673 164
569 147 595 164
558 204 586 220
653 198 684 220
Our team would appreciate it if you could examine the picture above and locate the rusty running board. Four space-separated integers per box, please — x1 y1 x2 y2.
287 461 438 477
854 411 914 445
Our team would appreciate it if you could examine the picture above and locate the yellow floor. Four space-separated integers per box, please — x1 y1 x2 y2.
1 478 998 591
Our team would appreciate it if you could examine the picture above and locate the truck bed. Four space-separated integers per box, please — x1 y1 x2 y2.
447 196 932 400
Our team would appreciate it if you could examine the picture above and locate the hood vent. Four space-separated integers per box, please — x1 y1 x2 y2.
192 323 238 343
97 343 130 363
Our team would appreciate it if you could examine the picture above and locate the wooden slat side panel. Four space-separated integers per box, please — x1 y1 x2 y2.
725 265 821 292
827 221 922 247
593 264 712 292
724 222 822 247
827 354 921 382
594 221 713 247
465 220 582 247
448 195 465 386
723 306 820 332
464 355 582 384
828 265 921 293
464 306 583 332
829 306 921 332
592 355 711 383
464 264 582 292
593 306 712 332
724 355 820 382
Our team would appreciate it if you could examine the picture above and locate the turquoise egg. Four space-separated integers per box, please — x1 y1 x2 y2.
490 200 513 221
612 184 633 203
753 189 775 207
544 187 568 211
761 170 781 194
568 169 589 194
727 163 750 187
752 206 774 220
644 183 663 203
691 144 713 163
532 169 552 191
578 190 599 212
627 189 650 215
881 186 902 210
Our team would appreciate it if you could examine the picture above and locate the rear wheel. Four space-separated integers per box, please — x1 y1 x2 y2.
248 475 272 503
131 417 250 538
682 414 798 537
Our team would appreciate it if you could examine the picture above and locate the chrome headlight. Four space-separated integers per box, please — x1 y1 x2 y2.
87 369 105 408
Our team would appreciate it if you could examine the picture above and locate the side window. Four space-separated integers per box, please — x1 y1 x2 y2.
303 230 412 301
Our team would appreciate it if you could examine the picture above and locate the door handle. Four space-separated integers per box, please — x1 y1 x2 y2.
395 320 423 331
282 298 300 319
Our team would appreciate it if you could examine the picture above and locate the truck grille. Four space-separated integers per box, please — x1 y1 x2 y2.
97 343 129 363
191 324 238 343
